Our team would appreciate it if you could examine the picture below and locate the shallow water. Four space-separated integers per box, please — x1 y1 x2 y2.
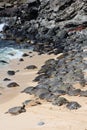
0 47 23 66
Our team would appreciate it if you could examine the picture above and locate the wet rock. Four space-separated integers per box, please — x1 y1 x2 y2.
29 51 32 54
25 65 37 69
52 97 69 106
7 82 20 88
0 60 9 64
7 70 15 76
19 58 24 61
3 78 11 81
22 53 29 57
3 25 10 32
66 102 81 110
5 105 26 115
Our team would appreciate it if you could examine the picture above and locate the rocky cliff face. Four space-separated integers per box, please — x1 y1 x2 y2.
0 0 86 54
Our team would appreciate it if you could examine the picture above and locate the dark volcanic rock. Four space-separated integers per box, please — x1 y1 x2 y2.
7 82 20 88
38 122 45 126
3 78 11 81
22 53 29 57
25 65 37 69
0 60 9 64
66 102 81 110
19 58 24 61
7 70 15 76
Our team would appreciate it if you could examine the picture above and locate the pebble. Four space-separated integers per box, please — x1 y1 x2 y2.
7 70 15 76
25 65 37 69
22 53 29 57
3 78 11 81
19 58 24 61
38 122 45 126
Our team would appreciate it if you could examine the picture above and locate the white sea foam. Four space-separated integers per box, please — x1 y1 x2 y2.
0 23 6 39
0 23 5 32
0 47 23 64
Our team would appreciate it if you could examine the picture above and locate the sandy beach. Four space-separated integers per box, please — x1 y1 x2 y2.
0 51 87 130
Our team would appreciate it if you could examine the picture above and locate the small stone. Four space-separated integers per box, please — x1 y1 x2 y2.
19 58 24 61
0 60 9 64
7 71 15 76
3 78 11 81
38 122 45 126
29 51 32 54
22 53 29 57
29 56 33 58
25 65 37 69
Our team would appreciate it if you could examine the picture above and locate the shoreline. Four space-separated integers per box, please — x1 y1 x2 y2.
0 51 87 130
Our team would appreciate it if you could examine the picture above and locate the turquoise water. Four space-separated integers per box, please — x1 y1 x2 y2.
0 47 23 61
0 47 23 66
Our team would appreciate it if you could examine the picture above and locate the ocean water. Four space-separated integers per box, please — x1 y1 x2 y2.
0 47 23 65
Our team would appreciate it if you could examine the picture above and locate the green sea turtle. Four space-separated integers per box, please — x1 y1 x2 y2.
5 105 26 115
66 102 81 110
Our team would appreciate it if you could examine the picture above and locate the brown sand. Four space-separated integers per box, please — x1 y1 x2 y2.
0 51 87 130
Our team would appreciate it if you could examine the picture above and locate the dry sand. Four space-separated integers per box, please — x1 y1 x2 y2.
0 51 87 130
